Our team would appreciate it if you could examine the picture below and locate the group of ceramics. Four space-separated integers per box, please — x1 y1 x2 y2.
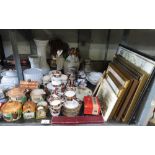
0 69 102 122
0 40 103 122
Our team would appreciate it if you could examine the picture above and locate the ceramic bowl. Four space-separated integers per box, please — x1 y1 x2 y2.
23 68 43 84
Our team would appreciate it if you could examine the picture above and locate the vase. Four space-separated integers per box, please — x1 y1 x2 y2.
29 55 40 68
34 39 50 75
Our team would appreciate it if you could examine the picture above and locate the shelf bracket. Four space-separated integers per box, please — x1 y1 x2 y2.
9 30 23 81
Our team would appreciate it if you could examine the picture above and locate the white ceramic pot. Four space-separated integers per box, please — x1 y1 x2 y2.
34 39 50 75
23 68 43 84
1 70 19 87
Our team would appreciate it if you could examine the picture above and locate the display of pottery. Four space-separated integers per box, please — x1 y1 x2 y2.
1 101 22 122
0 68 102 123
1 70 19 88
34 39 50 75
23 68 43 84
23 101 36 119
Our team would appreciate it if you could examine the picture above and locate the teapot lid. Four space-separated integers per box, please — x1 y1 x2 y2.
2 70 17 77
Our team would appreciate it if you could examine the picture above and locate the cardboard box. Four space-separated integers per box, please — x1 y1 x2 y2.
84 96 101 115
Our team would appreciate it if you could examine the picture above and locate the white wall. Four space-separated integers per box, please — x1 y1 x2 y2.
0 30 31 57
3 41 31 57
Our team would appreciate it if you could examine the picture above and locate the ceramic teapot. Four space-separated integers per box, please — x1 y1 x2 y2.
1 70 19 87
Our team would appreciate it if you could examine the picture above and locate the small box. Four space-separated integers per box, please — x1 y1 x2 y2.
84 96 101 115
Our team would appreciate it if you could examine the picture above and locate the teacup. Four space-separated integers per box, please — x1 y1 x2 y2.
65 90 76 101
49 100 62 109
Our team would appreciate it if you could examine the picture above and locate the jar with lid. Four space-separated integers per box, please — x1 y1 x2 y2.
36 105 46 119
